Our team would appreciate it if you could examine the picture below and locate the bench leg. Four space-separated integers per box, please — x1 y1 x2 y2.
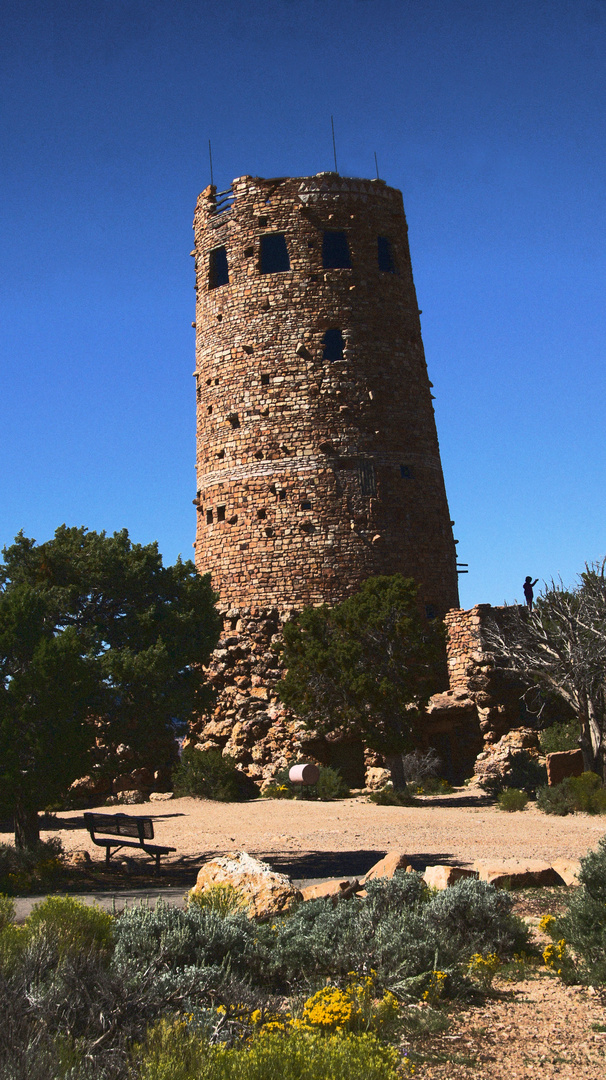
106 847 111 868
155 852 161 874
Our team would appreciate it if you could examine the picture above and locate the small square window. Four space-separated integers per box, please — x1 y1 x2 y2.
258 216 268 227
261 373 270 386
400 465 413 479
257 508 267 519
300 500 312 510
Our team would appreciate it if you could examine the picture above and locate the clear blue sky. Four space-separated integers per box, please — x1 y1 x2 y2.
2 0 605 609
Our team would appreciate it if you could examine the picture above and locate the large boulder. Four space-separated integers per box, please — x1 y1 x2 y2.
546 750 584 786
423 865 477 890
473 859 565 888
363 851 412 882
190 852 302 919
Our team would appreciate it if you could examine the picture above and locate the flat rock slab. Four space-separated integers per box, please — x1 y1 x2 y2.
474 860 566 888
363 850 412 882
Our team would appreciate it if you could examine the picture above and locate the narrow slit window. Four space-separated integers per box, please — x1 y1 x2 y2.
209 246 229 289
322 231 351 269
377 236 395 273
358 461 377 497
260 234 290 273
206 509 213 524
322 328 345 361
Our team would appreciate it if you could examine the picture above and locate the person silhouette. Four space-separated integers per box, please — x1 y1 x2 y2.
523 575 539 612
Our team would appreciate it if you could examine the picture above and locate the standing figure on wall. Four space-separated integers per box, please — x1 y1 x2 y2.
523 575 539 612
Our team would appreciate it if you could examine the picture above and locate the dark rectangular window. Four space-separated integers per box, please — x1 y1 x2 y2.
322 328 345 361
217 506 225 521
261 373 270 385
209 246 229 289
206 509 213 524
377 236 395 272
260 234 290 273
322 231 351 269
400 465 413 479
358 460 377 497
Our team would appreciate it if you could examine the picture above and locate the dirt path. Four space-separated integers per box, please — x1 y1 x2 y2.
413 974 605 1078
25 795 606 879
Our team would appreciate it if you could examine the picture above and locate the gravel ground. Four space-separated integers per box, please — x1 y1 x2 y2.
410 975 606 1079
23 793 606 879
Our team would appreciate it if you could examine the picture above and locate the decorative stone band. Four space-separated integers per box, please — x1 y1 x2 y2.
196 450 445 492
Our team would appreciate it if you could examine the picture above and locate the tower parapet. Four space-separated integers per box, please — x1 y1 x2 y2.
193 173 459 616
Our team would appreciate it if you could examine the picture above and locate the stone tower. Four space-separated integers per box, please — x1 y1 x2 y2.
192 172 459 617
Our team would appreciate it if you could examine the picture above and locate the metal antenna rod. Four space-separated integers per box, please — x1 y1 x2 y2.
374 151 380 180
331 115 338 173
208 139 214 187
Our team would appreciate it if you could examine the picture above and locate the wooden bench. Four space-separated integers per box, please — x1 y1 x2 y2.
83 812 176 872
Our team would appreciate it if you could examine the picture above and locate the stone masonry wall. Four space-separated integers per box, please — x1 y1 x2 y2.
192 173 459 616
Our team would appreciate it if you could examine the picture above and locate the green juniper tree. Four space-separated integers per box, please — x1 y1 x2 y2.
0 526 220 847
278 575 445 788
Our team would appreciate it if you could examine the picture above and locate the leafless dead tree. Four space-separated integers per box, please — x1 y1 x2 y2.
485 560 606 779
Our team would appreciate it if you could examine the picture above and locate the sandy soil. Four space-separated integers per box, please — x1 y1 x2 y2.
19 793 606 880
410 975 606 1078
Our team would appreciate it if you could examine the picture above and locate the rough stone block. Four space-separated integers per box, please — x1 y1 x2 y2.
546 750 584 786
473 860 564 888
363 851 412 883
423 865 477 890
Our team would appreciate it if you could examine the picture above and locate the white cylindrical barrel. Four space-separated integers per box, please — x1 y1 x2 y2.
289 763 320 785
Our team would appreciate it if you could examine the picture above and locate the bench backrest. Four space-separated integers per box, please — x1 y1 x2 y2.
83 812 154 842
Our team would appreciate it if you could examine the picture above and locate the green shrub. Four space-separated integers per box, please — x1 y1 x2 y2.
555 835 606 984
537 772 606 816
187 883 247 917
536 782 573 815
173 747 259 802
368 786 416 806
497 788 529 812
539 719 579 755
425 877 529 966
262 764 349 801
414 777 454 795
0 837 64 894
136 1021 402 1080
0 894 15 931
26 895 114 956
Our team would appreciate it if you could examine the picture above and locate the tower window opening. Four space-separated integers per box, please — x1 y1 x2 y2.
322 328 345 361
244 246 254 258
209 246 229 289
260 234 290 273
217 505 226 521
227 412 240 429
358 461 377 497
258 216 268 227
206 509 213 524
261 373 270 386
425 604 436 620
400 464 414 479
300 500 312 510
322 231 351 269
278 489 286 501
377 236 396 273
257 508 267 520
207 405 213 415
217 448 225 459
